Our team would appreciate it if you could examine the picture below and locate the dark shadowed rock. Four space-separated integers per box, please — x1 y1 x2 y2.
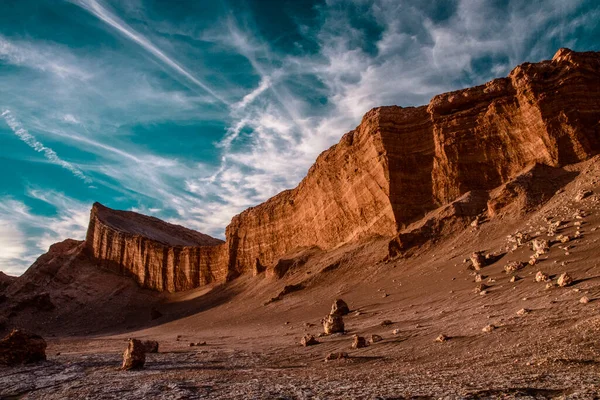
0 329 47 366
331 299 350 316
141 340 159 353
300 334 319 347
122 339 146 370
352 335 368 349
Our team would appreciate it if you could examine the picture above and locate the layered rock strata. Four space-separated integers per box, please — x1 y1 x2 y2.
80 48 600 291
85 203 227 292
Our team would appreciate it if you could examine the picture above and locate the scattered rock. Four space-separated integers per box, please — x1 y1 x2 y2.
300 334 319 347
122 339 146 370
189 341 207 347
470 251 486 270
351 335 368 349
331 299 350 316
474 274 485 282
580 296 590 304
482 324 495 333
474 283 488 293
0 329 47 366
557 235 571 243
557 272 573 287
392 329 401 335
575 189 593 201
516 308 529 316
141 340 159 353
504 261 525 274
531 239 550 255
325 352 348 361
545 282 555 290
535 271 550 282
322 313 345 334
435 334 449 343
369 334 383 343
509 275 520 283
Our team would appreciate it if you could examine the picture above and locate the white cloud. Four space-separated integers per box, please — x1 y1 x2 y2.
0 191 90 275
0 35 91 80
1 109 92 184
70 0 229 105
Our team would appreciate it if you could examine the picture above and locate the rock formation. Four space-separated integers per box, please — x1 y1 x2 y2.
0 329 47 366
85 203 227 292
122 338 146 370
24 48 600 292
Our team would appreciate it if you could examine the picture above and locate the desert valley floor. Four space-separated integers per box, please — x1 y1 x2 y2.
3 156 600 399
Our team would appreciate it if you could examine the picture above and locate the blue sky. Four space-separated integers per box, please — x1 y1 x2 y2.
1 0 599 275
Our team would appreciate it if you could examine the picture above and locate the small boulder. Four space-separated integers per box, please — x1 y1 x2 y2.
369 334 383 343
435 334 449 343
351 335 368 349
575 189 593 201
0 329 47 366
531 239 549 256
380 319 393 326
474 283 488 293
331 299 350 316
509 275 520 283
322 313 344 334
325 352 348 361
504 261 525 274
470 251 486 271
580 296 590 304
557 272 573 287
141 340 159 353
516 308 529 316
122 339 146 370
535 271 550 282
482 324 495 333
300 334 319 347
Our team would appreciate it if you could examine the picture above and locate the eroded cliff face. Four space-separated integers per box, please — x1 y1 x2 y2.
430 48 600 204
85 203 227 292
80 48 600 291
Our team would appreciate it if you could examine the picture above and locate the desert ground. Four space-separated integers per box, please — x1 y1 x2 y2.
2 157 600 399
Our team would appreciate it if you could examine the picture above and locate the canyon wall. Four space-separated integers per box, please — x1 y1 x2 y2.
85 203 228 292
82 48 600 291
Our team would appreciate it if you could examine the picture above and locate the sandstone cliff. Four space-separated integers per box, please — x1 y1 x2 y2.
74 48 600 291
85 203 227 292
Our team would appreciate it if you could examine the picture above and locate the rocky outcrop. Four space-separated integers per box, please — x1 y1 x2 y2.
40 48 600 292
85 203 228 292
0 329 47 366
0 272 16 292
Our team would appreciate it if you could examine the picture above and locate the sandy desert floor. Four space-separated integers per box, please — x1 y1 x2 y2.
2 159 600 399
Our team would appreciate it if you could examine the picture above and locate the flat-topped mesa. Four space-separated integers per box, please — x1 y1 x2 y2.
81 49 600 291
85 203 227 292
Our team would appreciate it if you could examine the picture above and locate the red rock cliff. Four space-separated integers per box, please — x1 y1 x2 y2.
226 48 600 275
85 203 227 292
83 48 600 291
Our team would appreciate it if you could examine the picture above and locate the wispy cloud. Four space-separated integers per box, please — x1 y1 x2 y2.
0 190 90 276
1 109 92 184
70 0 229 105
0 35 91 80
